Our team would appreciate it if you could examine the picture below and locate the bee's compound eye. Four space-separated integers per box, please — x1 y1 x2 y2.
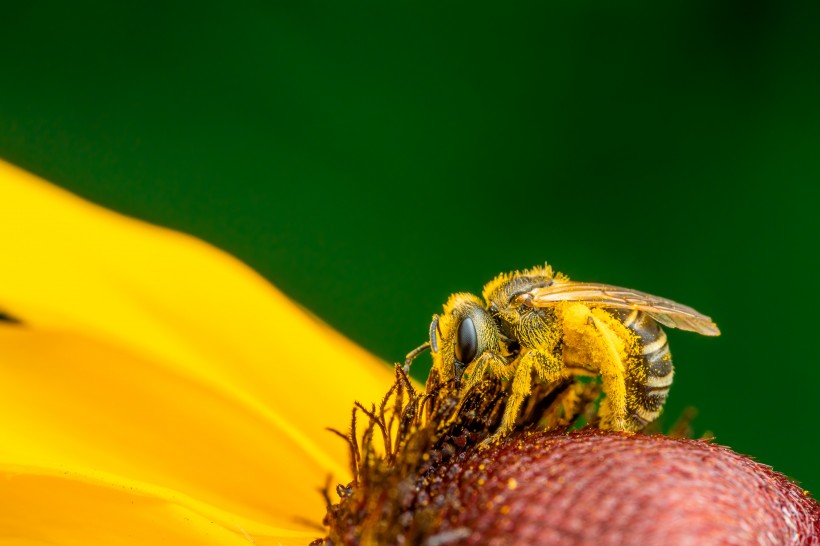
455 316 478 364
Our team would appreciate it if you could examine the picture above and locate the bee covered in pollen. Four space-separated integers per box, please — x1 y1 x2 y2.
404 265 720 436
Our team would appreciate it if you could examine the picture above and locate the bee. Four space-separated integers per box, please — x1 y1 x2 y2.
404 265 719 436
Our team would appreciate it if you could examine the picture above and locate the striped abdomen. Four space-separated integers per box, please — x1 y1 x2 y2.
615 309 674 429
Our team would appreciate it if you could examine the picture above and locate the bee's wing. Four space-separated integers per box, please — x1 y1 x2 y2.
524 282 720 336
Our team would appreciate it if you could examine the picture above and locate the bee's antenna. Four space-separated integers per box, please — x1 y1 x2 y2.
403 342 431 374
429 315 440 353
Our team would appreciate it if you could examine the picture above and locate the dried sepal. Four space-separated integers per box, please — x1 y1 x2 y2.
321 366 595 544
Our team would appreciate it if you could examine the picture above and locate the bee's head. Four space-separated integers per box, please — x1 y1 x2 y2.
430 293 502 382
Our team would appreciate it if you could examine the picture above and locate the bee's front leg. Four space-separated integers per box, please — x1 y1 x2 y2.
460 350 508 392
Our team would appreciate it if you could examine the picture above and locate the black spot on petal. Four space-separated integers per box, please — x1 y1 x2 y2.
0 310 22 325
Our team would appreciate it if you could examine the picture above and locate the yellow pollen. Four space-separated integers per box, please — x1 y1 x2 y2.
507 478 518 490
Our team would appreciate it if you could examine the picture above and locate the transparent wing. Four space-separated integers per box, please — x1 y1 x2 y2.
523 282 720 336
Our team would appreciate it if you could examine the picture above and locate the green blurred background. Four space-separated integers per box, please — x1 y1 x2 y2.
2 2 818 491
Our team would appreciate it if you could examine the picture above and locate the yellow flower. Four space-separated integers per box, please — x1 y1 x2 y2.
0 159 394 545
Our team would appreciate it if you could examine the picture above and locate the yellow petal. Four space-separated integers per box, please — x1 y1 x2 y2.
0 466 318 546
0 159 394 538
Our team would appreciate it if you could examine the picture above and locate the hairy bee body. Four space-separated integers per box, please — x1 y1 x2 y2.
406 265 718 437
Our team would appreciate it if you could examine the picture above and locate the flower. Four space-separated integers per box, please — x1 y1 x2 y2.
323 371 820 544
3 159 819 545
0 159 394 545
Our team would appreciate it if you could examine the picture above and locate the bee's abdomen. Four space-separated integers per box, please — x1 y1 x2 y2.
616 309 674 428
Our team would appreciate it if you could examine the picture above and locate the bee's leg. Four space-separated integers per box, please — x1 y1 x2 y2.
489 357 517 380
490 350 563 441
489 352 533 441
587 315 631 431
461 351 507 393
561 304 630 431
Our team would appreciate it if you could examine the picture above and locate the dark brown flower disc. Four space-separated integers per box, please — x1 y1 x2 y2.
424 430 820 546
